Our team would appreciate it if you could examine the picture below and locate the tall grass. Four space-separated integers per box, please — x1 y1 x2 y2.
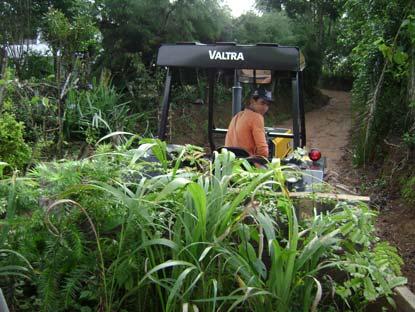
0 139 407 311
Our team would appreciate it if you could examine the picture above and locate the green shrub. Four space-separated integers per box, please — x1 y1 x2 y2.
15 53 54 80
0 113 32 170
65 73 137 143
0 140 406 311
403 132 415 149
402 176 415 204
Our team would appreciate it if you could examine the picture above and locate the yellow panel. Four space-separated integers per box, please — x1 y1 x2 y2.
272 129 293 158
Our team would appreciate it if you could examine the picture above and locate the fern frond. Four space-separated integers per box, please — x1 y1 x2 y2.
39 266 59 312
62 265 90 308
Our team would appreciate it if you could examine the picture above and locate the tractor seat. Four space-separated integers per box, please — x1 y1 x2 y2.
216 146 250 158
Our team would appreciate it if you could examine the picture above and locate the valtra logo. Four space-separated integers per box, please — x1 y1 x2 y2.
208 50 244 61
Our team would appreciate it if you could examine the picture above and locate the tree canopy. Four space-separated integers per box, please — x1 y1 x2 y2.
0 0 414 163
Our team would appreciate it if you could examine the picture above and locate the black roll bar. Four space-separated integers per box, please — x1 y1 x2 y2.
208 69 215 152
299 71 306 147
291 73 301 148
157 68 172 140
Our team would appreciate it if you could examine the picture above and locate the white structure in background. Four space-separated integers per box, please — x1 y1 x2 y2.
4 33 51 58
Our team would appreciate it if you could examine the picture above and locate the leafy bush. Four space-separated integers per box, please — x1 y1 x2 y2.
65 74 137 144
402 176 415 204
341 4 415 164
16 53 54 80
0 113 31 169
403 131 415 149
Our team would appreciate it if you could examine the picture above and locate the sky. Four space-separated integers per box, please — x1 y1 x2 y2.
223 0 256 17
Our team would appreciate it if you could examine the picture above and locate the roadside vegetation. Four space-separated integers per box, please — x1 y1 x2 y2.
0 0 414 310
0 141 406 311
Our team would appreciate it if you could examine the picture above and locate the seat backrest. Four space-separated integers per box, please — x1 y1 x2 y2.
216 146 250 158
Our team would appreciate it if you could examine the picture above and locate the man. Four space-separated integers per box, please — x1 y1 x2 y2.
225 87 272 158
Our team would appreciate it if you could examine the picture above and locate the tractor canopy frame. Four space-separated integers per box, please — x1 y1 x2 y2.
156 42 306 154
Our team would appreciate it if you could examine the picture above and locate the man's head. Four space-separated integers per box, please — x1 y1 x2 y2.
248 87 273 115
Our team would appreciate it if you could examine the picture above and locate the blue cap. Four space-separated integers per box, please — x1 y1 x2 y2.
251 88 274 103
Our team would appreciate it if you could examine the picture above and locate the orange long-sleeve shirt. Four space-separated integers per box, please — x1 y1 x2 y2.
225 109 269 157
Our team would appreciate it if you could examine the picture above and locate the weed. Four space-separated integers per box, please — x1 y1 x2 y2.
401 176 415 204
0 139 406 311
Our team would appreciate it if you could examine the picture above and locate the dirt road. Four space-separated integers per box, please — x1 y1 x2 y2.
276 89 352 172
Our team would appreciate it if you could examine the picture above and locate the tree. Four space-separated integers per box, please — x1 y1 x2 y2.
338 0 414 163
253 0 346 93
231 11 295 45
42 6 100 154
256 0 344 52
0 0 46 76
0 0 90 78
96 0 231 81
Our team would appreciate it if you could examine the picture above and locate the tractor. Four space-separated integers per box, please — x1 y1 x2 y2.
156 42 325 191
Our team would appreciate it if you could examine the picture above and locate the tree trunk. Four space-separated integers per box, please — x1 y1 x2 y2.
0 48 8 113
54 49 64 157
364 59 388 161
317 3 325 53
409 45 415 131
327 19 332 39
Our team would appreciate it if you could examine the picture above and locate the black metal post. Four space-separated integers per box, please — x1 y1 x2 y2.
232 70 242 116
157 68 172 140
299 71 306 147
208 69 215 152
291 73 300 149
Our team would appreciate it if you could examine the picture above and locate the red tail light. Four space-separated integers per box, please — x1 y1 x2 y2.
309 149 321 162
